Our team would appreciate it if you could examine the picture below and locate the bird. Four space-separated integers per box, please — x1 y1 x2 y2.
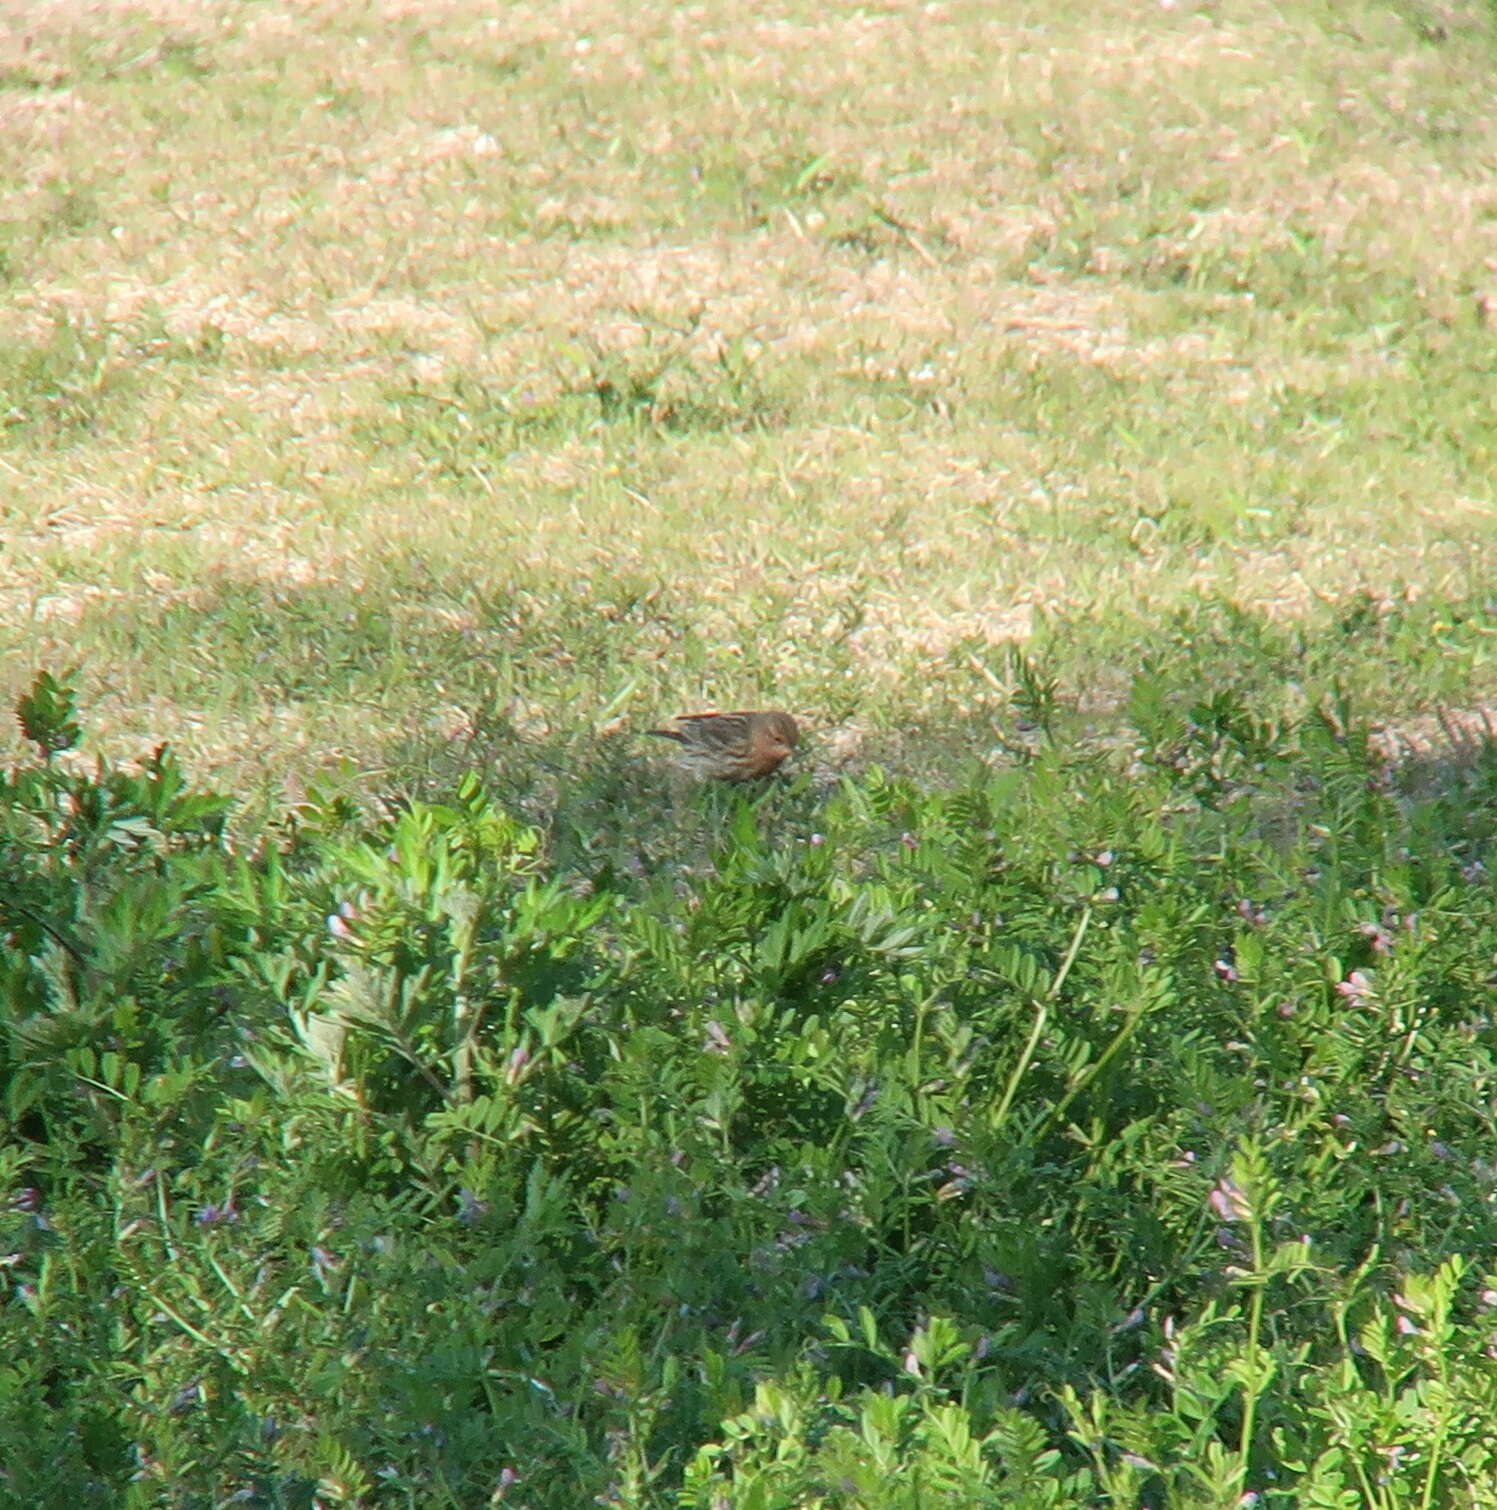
645 710 800 782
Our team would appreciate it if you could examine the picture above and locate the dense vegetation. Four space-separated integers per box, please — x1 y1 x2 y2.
4 0 1497 1504
4 667 1495 1508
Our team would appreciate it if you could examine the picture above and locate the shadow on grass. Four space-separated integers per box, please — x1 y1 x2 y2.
64 571 1497 877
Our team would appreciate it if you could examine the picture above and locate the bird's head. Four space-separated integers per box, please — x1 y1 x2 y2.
761 711 800 757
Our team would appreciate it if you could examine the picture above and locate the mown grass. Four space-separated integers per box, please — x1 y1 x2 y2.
0 0 1494 807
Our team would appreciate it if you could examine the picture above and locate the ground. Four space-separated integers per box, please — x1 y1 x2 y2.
0 0 1493 813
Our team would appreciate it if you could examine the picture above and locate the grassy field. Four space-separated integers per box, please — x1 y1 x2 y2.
4 3 1497 1508
0 0 1493 811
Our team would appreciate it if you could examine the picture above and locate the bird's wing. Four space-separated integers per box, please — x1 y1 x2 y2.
674 713 751 747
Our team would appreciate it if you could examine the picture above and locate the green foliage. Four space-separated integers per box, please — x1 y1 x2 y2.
2 675 1496 1507
0 315 136 446
14 668 81 760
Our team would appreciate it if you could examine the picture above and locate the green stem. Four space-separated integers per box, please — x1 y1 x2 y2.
1047 906 1092 1002
992 907 1091 1133
1238 1213 1266 1492
992 998 1047 1134
1036 996 1147 1140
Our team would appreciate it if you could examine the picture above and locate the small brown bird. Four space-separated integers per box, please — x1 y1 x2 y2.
646 710 800 782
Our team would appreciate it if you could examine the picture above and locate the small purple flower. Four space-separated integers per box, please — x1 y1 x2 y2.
1209 1179 1251 1223
195 1198 239 1227
457 1189 489 1226
734 1327 766 1356
751 1166 781 1197
1357 921 1393 955
809 833 826 847
1395 1315 1420 1336
1213 958 1239 982
1335 970 1375 1006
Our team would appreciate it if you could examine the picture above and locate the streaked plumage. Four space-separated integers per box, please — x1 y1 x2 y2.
646 710 800 782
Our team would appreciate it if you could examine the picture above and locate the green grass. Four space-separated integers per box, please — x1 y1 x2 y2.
1 0 1494 799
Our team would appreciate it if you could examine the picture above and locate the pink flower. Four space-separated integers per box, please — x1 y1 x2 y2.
1209 1179 1251 1223
1335 970 1375 1006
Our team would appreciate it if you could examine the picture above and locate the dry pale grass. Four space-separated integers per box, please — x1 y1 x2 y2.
1 0 1494 793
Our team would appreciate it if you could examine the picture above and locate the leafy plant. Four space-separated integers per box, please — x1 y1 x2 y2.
2 674 1495 1506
